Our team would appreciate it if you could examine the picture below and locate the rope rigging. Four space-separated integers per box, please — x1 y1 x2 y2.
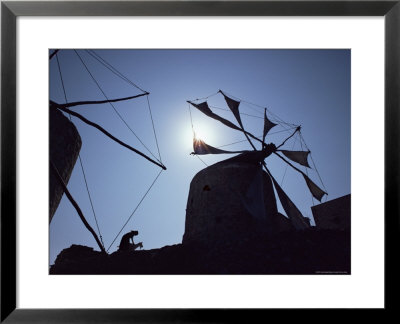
146 95 162 163
85 49 147 94
74 50 162 165
280 134 298 186
107 169 164 252
215 128 297 149
298 135 315 206
299 131 328 198
87 49 164 164
189 91 220 102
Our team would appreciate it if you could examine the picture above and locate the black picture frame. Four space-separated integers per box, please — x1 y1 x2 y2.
1 0 399 322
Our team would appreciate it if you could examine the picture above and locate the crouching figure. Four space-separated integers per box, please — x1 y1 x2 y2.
118 230 143 252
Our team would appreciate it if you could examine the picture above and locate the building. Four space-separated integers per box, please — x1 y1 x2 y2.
311 194 351 230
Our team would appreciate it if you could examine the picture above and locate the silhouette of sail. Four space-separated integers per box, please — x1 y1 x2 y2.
220 90 259 150
302 173 326 202
280 150 311 168
219 91 243 128
263 110 277 140
274 152 326 202
192 138 247 155
269 174 310 230
188 101 243 131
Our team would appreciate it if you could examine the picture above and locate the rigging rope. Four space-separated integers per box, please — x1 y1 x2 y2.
299 131 328 195
188 102 195 137
107 169 164 252
74 50 162 165
190 91 220 102
86 49 147 94
210 105 264 119
196 155 208 167
218 90 299 130
146 95 162 163
300 136 315 207
280 135 298 186
215 128 297 149
55 53 105 248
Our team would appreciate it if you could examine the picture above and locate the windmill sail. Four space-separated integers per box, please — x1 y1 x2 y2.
188 100 265 146
302 173 326 202
269 174 310 230
220 90 258 150
192 138 247 155
280 150 311 168
274 152 327 202
263 110 277 140
188 101 242 131
220 91 243 128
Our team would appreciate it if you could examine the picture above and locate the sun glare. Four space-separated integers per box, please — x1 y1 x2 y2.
184 121 216 152
193 123 215 144
193 130 204 141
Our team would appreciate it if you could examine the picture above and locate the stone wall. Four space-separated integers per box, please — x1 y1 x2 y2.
183 160 293 246
311 194 351 230
49 108 82 222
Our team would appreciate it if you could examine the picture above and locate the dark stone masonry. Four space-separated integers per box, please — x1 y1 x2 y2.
49 108 82 222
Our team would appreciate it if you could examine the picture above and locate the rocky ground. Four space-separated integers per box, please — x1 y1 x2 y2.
50 228 350 275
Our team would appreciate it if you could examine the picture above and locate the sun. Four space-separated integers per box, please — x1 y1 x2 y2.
192 122 215 144
184 121 216 152
193 130 204 142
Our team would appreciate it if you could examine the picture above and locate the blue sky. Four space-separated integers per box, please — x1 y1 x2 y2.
49 49 350 265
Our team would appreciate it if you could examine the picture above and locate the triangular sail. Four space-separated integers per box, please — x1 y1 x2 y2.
269 173 310 230
220 91 243 128
220 91 258 150
274 152 327 202
188 101 242 131
192 138 246 155
302 173 326 202
263 111 277 140
280 150 311 168
188 100 266 147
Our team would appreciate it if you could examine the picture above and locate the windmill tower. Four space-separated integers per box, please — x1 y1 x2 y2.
49 108 82 223
183 157 295 246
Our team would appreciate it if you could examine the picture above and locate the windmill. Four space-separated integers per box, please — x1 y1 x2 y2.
185 90 327 237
